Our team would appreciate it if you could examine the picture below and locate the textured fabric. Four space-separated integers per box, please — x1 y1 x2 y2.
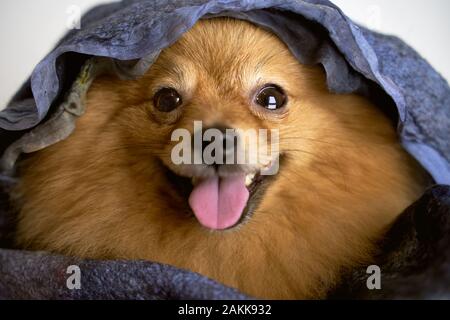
0 249 249 300
0 0 449 299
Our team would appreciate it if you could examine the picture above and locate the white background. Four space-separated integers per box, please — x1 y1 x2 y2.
0 0 449 108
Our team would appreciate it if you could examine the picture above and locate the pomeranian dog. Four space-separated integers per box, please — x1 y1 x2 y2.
12 18 428 299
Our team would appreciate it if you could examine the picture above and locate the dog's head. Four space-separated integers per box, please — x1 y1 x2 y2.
111 18 330 230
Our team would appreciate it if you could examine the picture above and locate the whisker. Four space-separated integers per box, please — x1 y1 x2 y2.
278 149 349 191
278 137 355 148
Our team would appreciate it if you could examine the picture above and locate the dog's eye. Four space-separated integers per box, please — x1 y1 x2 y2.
153 88 183 112
255 85 287 110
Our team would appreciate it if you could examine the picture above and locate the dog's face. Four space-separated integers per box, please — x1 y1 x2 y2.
114 19 329 230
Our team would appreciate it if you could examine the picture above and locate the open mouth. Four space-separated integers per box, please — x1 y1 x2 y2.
164 166 275 231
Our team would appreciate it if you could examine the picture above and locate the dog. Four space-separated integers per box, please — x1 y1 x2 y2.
12 18 429 299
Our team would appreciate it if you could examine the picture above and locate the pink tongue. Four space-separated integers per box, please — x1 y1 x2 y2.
188 174 249 230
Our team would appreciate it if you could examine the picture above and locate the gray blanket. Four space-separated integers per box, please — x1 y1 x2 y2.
0 0 449 299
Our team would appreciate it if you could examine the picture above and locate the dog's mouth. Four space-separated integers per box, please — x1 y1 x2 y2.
164 166 275 231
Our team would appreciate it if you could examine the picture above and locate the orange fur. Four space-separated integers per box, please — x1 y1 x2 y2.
12 19 428 299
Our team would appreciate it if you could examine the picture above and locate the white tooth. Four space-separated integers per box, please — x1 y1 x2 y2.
245 173 255 187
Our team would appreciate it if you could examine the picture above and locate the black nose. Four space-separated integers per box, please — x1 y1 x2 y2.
201 126 237 165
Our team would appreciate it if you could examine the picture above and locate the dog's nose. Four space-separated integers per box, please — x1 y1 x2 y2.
201 126 237 165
